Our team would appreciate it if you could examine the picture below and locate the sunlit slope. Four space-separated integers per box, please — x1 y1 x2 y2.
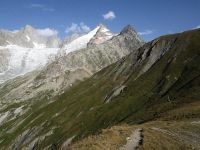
0 29 200 149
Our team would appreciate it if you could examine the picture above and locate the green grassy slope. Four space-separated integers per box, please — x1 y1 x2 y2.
0 29 200 149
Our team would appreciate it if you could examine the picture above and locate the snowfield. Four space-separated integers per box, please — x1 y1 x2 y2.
0 24 114 83
64 26 100 54
0 45 59 82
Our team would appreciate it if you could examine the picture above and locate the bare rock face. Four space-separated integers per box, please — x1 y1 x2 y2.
30 25 144 95
104 85 127 103
0 25 144 103
87 24 115 46
0 48 10 73
137 37 177 76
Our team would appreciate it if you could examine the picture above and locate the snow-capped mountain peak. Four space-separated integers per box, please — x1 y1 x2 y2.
63 25 100 54
0 25 61 48
0 24 139 84
1 24 112 83
87 23 115 46
22 25 36 34
96 23 109 31
63 23 115 54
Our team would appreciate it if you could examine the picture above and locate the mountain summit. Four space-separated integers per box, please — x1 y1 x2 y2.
0 25 61 48
0 24 120 83
120 25 144 44
22 25 36 34
0 28 199 149
88 23 115 46
0 24 143 103
62 23 115 54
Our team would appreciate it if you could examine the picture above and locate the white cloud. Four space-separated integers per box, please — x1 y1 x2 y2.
65 23 81 34
65 22 90 34
37 28 58 37
103 11 116 20
11 30 19 33
194 25 200 29
30 3 55 12
138 30 153 35
30 4 44 8
42 8 55 12
80 22 90 32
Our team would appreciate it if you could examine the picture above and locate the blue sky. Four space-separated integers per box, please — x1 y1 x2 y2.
0 0 200 41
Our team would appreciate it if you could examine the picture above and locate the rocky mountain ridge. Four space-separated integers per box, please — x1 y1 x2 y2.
0 24 143 104
0 24 138 83
0 25 61 48
0 28 199 149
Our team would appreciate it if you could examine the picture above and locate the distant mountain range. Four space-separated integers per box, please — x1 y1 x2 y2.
0 25 61 48
0 23 199 150
0 24 144 103
0 24 143 83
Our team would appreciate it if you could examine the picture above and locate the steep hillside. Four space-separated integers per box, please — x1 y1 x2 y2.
0 28 199 149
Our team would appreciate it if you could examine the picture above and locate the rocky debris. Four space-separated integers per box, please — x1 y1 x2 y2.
22 130 53 150
0 48 10 73
7 118 27 134
191 120 200 125
61 135 76 150
119 128 143 150
14 106 24 115
11 127 42 150
106 34 179 87
0 111 9 125
104 85 127 103
138 37 177 77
